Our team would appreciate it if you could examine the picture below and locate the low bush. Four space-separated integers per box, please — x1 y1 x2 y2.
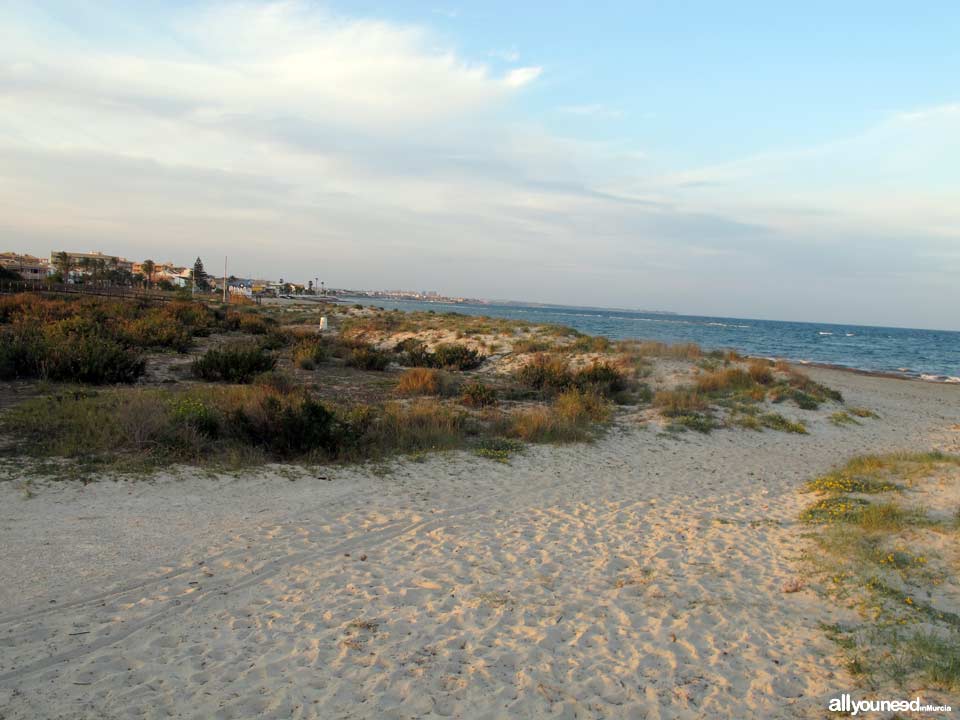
237 313 273 335
513 338 553 353
0 323 146 384
431 343 483 370
695 367 755 394
574 362 627 395
292 338 327 370
670 413 721 434
570 335 612 353
232 393 340 457
653 387 709 416
396 368 441 396
747 360 774 385
191 343 276 383
506 390 610 443
121 313 194 352
347 345 392 371
461 381 497 408
402 341 483 370
375 400 466 451
516 354 574 392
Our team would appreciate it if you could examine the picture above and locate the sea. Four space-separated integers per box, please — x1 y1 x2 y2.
343 298 960 382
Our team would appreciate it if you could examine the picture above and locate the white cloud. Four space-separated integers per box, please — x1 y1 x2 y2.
503 66 543 88
0 2 956 327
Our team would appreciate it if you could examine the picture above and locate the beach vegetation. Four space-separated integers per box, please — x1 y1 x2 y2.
292 337 328 370
513 338 553 353
346 345 392 371
191 343 276 383
473 436 524 462
800 452 960 693
653 387 709 416
504 389 611 443
395 367 458 397
460 380 497 407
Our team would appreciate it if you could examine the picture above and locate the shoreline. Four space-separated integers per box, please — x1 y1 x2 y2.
331 297 958 382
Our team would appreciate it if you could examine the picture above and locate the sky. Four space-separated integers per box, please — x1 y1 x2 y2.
1 1 958 329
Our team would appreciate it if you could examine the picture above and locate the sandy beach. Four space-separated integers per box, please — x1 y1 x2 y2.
1 367 958 719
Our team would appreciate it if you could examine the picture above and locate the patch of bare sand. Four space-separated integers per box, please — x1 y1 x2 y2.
0 368 958 719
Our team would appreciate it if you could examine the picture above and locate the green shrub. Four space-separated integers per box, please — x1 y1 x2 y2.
191 343 276 383
292 338 327 369
461 381 497 407
121 313 194 352
232 393 340 457
0 324 145 384
513 338 553 353
402 341 483 370
573 362 626 395
570 335 611 353
169 396 220 438
347 345 391 371
515 354 575 392
237 313 272 335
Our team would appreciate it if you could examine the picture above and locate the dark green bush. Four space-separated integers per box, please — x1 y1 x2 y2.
515 354 574 392
433 343 483 370
461 381 497 407
573 362 626 395
0 323 145 383
233 394 341 457
347 345 391 371
402 342 483 370
191 344 276 383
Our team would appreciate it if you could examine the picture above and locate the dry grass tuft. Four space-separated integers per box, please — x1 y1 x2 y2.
395 368 441 396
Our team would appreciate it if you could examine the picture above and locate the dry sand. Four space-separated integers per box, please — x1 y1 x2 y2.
1 368 958 719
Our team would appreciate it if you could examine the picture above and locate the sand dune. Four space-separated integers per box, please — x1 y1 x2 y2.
1 368 958 719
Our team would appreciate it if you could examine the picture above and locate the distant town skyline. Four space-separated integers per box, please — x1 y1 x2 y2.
1 2 958 330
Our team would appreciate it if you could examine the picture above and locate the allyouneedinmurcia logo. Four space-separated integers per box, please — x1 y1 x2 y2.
828 693 952 715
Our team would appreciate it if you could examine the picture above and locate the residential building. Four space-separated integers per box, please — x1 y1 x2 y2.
0 252 51 280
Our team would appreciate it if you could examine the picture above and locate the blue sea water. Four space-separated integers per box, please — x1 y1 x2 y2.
343 298 960 381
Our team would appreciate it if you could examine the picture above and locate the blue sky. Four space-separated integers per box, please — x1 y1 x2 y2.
1 1 958 328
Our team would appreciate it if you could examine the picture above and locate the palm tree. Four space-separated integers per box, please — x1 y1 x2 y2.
142 259 156 288
53 251 71 281
78 257 92 284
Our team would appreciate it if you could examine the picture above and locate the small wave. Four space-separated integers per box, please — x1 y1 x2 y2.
845 333 855 337
818 331 833 336
919 374 960 384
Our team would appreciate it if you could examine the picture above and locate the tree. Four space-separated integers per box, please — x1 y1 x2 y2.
53 251 71 280
192 257 210 291
142 259 156 288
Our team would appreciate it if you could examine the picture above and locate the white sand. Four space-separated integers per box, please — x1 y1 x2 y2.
1 368 958 719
